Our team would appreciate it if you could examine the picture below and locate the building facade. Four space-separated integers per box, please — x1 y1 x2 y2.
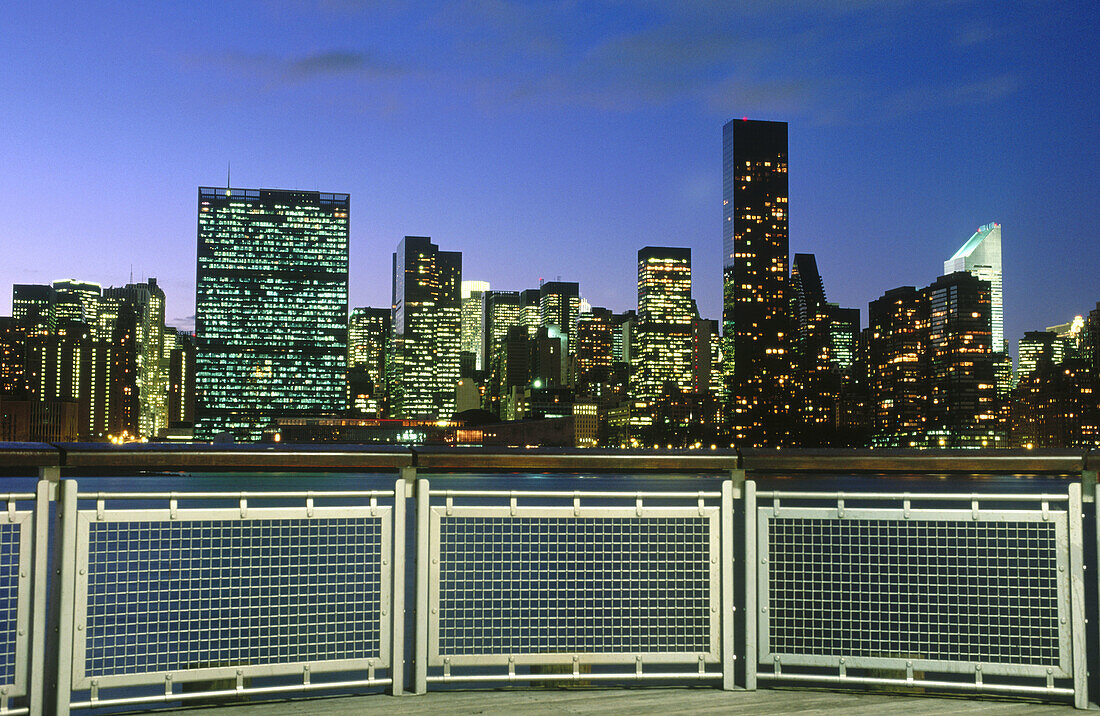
194 187 349 442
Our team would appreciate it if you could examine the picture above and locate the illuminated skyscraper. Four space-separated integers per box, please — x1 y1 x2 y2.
722 118 791 444
923 271 997 447
574 307 616 403
539 282 580 340
520 289 542 337
945 223 1002 350
12 285 55 336
867 286 928 447
348 307 390 416
1018 331 1063 379
389 236 461 420
460 280 489 370
631 247 694 402
52 280 102 335
104 279 167 438
194 187 349 442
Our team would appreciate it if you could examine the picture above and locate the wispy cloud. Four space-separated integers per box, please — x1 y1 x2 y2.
285 50 398 80
882 73 1020 118
196 49 403 86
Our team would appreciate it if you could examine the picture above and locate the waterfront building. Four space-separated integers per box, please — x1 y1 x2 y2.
480 290 522 416
165 328 195 428
460 280 490 370
692 317 722 397
631 247 694 403
945 223 1008 396
388 236 461 420
1011 358 1099 448
104 278 167 438
194 187 349 442
867 286 928 447
52 280 102 335
1087 303 1100 376
520 289 542 337
945 223 1003 349
722 118 791 445
923 271 998 447
574 307 616 403
539 281 580 360
1018 331 1063 379
348 307 390 416
12 284 55 336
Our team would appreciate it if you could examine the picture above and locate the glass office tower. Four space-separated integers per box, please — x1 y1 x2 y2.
194 187 349 442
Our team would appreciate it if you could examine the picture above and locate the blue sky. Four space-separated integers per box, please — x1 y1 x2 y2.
1 1 1096 352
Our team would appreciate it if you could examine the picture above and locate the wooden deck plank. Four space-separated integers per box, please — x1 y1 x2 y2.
162 687 1077 715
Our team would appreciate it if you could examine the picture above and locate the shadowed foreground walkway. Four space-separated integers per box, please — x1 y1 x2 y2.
166 687 1076 715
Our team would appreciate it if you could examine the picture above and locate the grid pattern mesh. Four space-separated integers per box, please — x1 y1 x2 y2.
437 516 712 656
85 517 384 677
767 518 1062 667
0 523 20 687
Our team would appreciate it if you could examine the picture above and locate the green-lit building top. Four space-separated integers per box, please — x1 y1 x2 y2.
195 187 349 442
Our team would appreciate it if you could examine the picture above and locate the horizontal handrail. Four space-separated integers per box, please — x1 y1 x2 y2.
75 490 394 500
2 443 1093 475
755 490 1070 501
428 489 723 499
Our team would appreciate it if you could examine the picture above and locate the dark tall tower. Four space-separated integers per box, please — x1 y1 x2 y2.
194 187 349 442
923 271 997 446
722 118 790 445
867 286 928 447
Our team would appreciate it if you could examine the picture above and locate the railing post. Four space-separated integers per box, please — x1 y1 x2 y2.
1068 482 1088 709
51 481 78 716
414 478 430 695
744 479 757 691
391 477 406 696
29 474 56 716
400 466 417 499
721 478 735 690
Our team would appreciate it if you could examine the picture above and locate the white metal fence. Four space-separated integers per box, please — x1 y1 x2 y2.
744 482 1088 708
52 481 406 714
0 471 1092 713
0 493 36 716
414 481 736 690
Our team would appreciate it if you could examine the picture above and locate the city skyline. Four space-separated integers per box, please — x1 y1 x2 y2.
1 2 1096 354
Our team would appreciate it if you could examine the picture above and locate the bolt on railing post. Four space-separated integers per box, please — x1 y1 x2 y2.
414 478 430 695
52 480 78 716
721 478 735 690
391 476 406 696
744 479 757 691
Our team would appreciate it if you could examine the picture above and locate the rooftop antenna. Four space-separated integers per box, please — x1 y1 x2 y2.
226 162 231 196
129 264 133 284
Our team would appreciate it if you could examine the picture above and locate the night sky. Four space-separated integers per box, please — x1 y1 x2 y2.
1 1 1096 357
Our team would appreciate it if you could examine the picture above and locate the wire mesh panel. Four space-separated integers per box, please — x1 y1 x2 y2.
70 504 392 690
756 496 1073 680
426 494 721 671
0 510 33 700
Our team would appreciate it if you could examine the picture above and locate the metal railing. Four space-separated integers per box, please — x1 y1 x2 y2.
745 484 1088 708
0 493 37 716
413 482 735 690
0 444 1096 713
52 482 405 714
